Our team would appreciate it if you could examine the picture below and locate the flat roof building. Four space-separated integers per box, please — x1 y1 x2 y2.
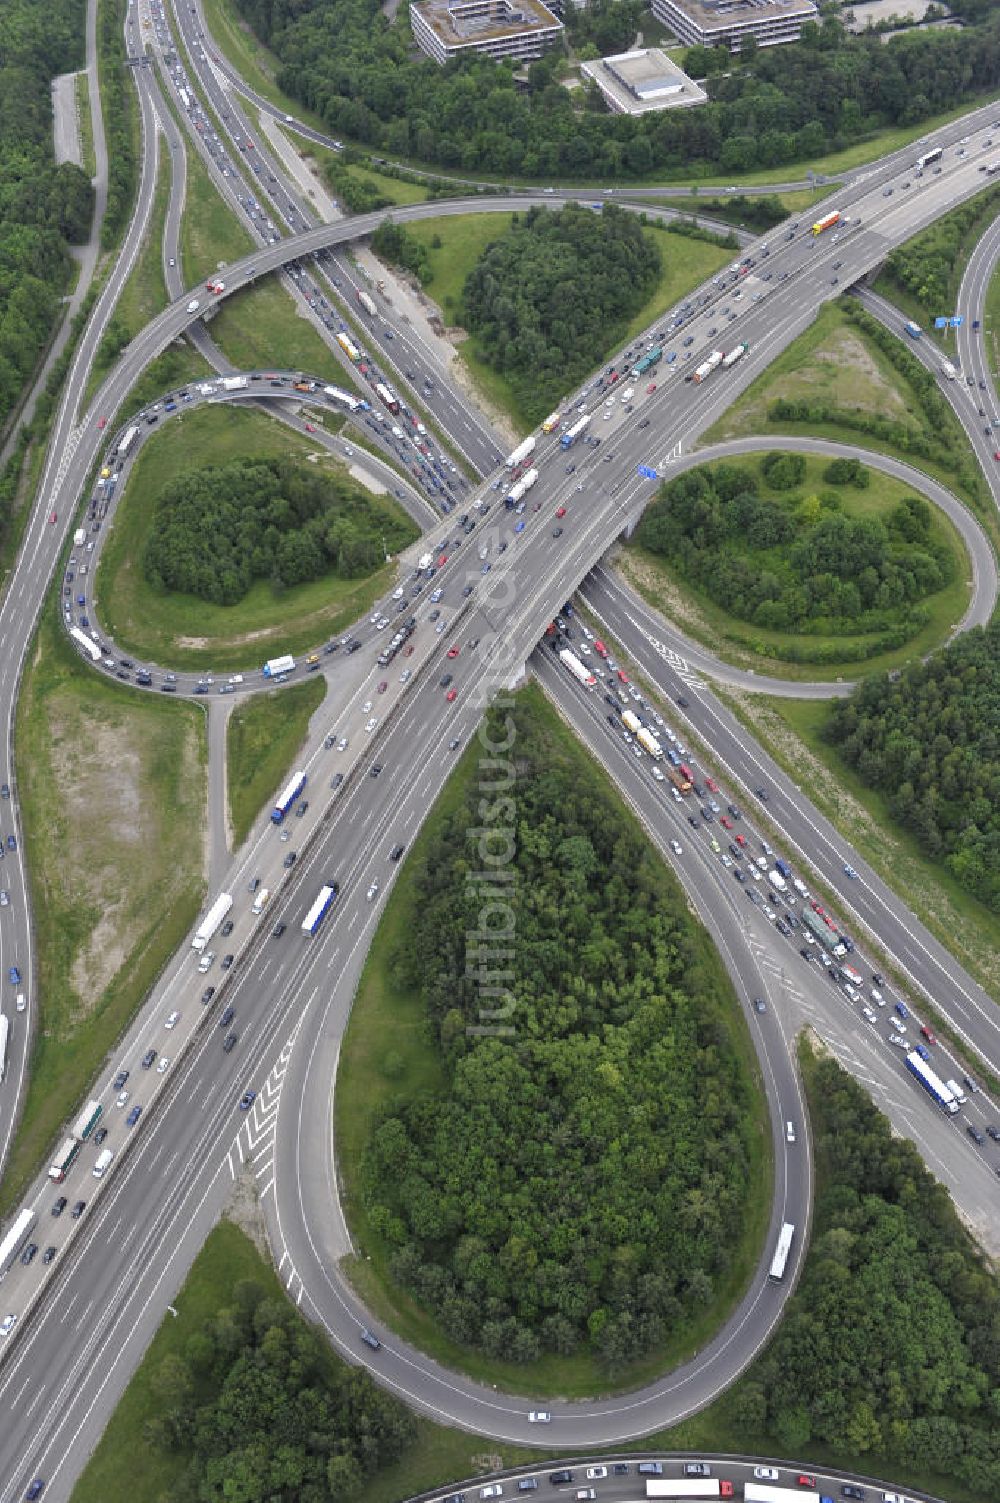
411 0 564 63
651 0 818 52
580 48 707 113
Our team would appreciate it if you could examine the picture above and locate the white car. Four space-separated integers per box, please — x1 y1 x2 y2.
670 787 682 803
585 1469 607 1482
164 1010 180 1030
481 1488 503 1500
862 1006 878 1024
528 1411 550 1424
0 1314 16 1338
0 891 7 907
888 1033 908 1048
392 587 404 600
362 701 373 713
670 840 683 856
754 1469 779 1482
337 738 348 752
116 1090 130 1108
157 1057 170 1074
400 669 412 683
365 718 378 733
366 880 379 901
436 621 446 634
652 766 665 782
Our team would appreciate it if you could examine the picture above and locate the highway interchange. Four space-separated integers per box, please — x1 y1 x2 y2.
0 0 998 1493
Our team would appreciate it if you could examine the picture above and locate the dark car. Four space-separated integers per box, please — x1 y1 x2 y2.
283 851 297 868
113 1069 129 1090
549 1475 574 1488
756 788 769 801
967 1124 985 1145
272 922 286 938
221 919 234 937
93 1126 108 1146
21 1243 38 1265
361 1327 381 1350
390 844 405 861
141 1049 157 1069
221 953 234 970
201 986 215 1004
220 1006 235 1028
51 1197 67 1217
25 1483 46 1501
370 763 382 778
753 998 766 1013
223 1033 238 1053
330 773 344 791
126 1105 142 1127
841 1489 865 1501
71 1201 86 1219
42 1247 57 1265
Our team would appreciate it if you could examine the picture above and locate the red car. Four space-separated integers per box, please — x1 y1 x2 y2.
646 382 657 393
995 451 1000 461
594 640 607 657
304 423 316 433
705 777 719 792
97 416 107 429
555 506 566 519
446 645 460 659
377 680 387 694
920 1024 937 1044
437 553 448 568
49 511 57 524
616 669 629 684
735 833 747 847
446 688 457 702
720 816 733 830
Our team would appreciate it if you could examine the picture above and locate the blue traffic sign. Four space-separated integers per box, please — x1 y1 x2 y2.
934 317 948 329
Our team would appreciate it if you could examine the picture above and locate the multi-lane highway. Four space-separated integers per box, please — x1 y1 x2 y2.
0 8 999 1491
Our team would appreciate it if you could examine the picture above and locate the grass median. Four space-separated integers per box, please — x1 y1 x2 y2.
620 452 973 682
335 681 772 1399
227 676 326 847
4 610 205 1213
95 402 405 671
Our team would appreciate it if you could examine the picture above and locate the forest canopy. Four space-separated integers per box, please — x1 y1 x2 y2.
234 0 1000 181
636 457 954 650
736 1052 1000 1498
460 204 661 423
823 622 1000 912
142 455 417 603
0 0 93 435
361 692 759 1370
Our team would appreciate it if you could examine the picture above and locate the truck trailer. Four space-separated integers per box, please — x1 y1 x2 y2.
192 892 234 953
691 351 724 384
505 436 537 469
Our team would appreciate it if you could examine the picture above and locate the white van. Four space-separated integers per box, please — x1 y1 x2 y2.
15 993 25 1014
251 886 270 916
93 1148 114 1178
785 1121 796 1143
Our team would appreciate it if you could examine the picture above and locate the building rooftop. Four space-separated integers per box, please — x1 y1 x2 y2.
413 0 561 46
580 48 707 113
663 0 816 35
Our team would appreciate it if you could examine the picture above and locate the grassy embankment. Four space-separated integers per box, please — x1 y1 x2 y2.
95 403 406 671
226 677 326 846
401 215 732 431
335 681 772 1399
704 299 995 540
621 453 972 682
2 611 205 1213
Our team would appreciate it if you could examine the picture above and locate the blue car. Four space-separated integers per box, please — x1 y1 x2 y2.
915 1044 930 1061
9 966 20 985
239 1090 256 1111
6 835 15 851
514 520 526 533
126 1105 142 1127
895 1001 909 1019
665 351 677 364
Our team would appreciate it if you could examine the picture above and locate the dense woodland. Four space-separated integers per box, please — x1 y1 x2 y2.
142 456 416 603
0 0 93 438
461 205 661 422
362 694 757 1369
824 623 1000 912
235 0 1000 180
143 1277 414 1501
636 457 953 659
735 1054 1000 1496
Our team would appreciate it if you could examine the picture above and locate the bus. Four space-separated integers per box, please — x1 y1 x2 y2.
302 883 339 935
646 1483 734 1499
69 625 101 663
745 1487 833 1503
71 1100 103 1142
915 146 942 171
634 346 663 377
0 1207 37 1277
48 1136 81 1183
271 770 307 824
768 1221 795 1282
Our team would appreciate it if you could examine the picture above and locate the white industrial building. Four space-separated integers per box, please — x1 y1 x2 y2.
580 48 708 113
411 0 564 63
651 0 818 51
